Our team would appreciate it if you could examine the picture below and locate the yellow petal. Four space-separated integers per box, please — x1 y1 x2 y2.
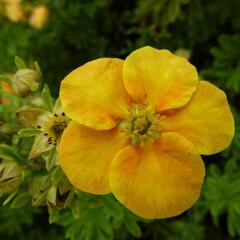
59 121 128 194
163 81 234 155
123 46 198 111
109 132 205 219
60 58 132 130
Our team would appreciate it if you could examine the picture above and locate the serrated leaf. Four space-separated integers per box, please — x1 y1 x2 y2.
94 210 112 235
102 196 123 219
124 217 141 238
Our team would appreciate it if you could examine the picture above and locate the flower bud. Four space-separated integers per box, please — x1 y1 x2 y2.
11 69 41 96
5 2 24 23
29 5 49 29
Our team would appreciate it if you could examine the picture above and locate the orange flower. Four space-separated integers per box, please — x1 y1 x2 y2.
59 46 234 219
0 76 13 105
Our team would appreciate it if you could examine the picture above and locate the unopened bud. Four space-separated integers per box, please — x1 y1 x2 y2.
29 5 49 29
11 69 41 96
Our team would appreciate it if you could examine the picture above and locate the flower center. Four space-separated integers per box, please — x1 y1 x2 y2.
119 104 162 144
38 113 68 145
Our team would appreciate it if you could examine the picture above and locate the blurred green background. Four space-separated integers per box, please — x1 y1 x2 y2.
0 0 240 239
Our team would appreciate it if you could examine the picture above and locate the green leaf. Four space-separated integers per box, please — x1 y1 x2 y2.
0 74 12 82
2 188 19 206
41 84 54 111
14 56 26 69
47 186 57 205
102 196 123 219
51 166 64 185
11 193 31 208
227 207 240 237
124 217 141 238
0 144 25 163
210 201 225 225
17 128 40 138
49 208 60 224
34 61 43 79
168 0 180 22
45 147 58 171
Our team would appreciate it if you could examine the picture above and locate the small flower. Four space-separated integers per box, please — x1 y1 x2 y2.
11 69 41 96
29 5 49 29
17 99 69 160
59 46 234 219
4 0 24 23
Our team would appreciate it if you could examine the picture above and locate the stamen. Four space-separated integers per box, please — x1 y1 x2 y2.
41 113 69 146
119 104 162 144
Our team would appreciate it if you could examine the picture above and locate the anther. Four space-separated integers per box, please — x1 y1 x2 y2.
37 125 41 129
44 133 48 136
54 114 58 117
62 112 65 116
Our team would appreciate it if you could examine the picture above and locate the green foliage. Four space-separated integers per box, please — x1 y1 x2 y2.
204 159 240 237
202 34 240 96
55 194 141 240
